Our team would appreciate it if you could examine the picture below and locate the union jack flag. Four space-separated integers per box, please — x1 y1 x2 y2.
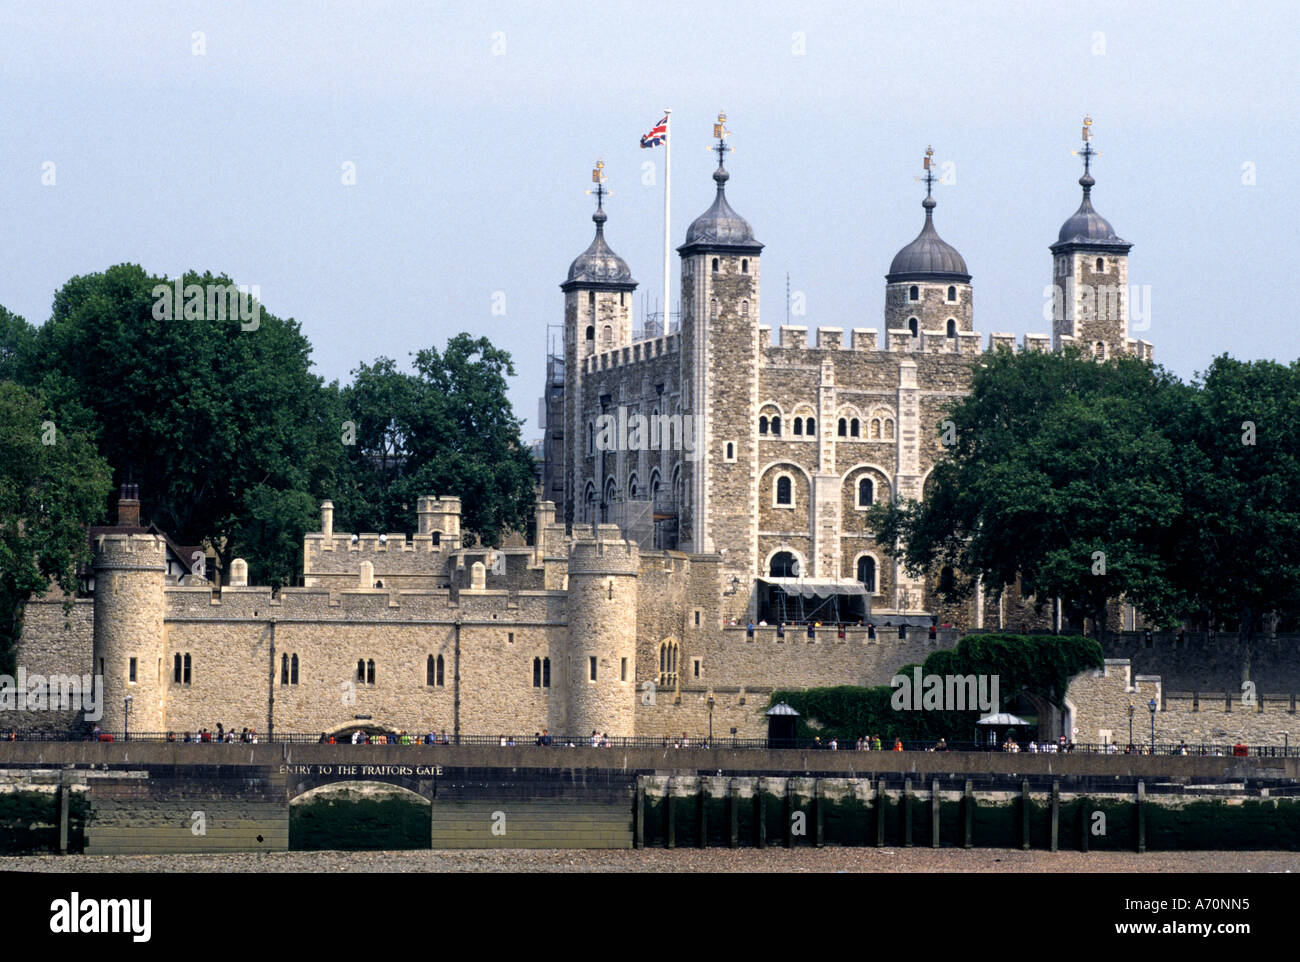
641 115 667 148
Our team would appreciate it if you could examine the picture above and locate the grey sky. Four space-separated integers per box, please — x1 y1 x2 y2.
2 0 1295 438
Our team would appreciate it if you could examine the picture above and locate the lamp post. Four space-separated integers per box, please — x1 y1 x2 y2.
707 692 715 746
1127 702 1134 750
1148 697 1157 754
124 695 133 742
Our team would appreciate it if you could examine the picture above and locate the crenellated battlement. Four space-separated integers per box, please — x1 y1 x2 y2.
583 331 680 375
93 533 166 569
567 524 640 575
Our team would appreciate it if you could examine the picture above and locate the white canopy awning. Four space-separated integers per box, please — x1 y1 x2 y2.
976 713 1032 726
758 578 867 598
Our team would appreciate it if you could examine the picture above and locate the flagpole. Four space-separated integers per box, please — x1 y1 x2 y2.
663 107 671 333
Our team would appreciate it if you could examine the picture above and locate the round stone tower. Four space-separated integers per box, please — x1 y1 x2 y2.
92 533 167 733
565 524 639 737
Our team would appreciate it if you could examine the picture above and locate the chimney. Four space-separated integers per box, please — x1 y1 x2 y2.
116 484 140 527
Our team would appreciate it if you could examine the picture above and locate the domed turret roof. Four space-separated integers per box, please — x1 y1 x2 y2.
886 195 970 282
1052 171 1132 252
679 165 763 254
561 205 636 291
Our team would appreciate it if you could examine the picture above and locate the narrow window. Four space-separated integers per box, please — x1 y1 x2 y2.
585 325 594 341
870 418 881 439
183 653 191 685
367 659 375 685
1095 341 1106 359
1096 257 1105 272
712 257 719 273
508 631 514 644
759 416 768 435
741 300 749 316
838 418 847 437
946 318 957 338
858 478 874 506
909 285 919 301
694 610 701 627
291 653 299 685
589 656 597 681
947 285 956 301
603 324 612 345
850 418 860 437
884 418 895 439
432 531 441 546
620 292 625 306
436 655 444 686
741 258 748 273
725 441 735 460
710 299 719 319
173 654 182 684
857 556 876 592
357 659 366 682
620 657 628 682
771 416 781 436
533 657 541 688
129 657 137 683
793 417 803 435
776 476 792 505
806 417 815 435
542 657 551 688
282 653 290 685
908 317 918 338
588 291 595 309
693 659 701 679
428 654 437 686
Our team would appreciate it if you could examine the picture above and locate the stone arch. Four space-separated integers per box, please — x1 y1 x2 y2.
763 545 808 579
852 551 881 594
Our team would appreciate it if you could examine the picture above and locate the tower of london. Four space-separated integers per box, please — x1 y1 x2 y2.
12 117 1154 742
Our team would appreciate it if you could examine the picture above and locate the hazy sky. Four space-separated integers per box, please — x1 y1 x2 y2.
2 1 1296 439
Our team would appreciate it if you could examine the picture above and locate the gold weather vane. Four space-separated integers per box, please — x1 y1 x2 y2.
710 112 733 161
914 145 937 196
1071 115 1099 171
585 159 610 207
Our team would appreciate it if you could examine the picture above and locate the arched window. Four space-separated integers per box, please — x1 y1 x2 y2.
793 417 803 435
740 300 749 316
436 654 444 686
908 285 919 302
725 441 735 460
850 418 860 437
432 531 441 546
838 418 847 437
870 418 881 440
908 317 918 338
771 416 781 436
1095 341 1106 359
173 653 182 684
946 318 957 338
427 654 437 686
291 653 299 685
588 291 595 309
759 415 769 435
884 418 895 439
806 417 815 435
856 556 876 592
366 659 375 685
281 653 289 685
769 551 798 578
775 475 792 505
658 641 679 689
741 258 749 273
585 325 594 342
1095 257 1105 272
711 257 719 273
858 478 874 506
602 324 612 345
947 285 957 301
711 299 720 319
939 566 956 593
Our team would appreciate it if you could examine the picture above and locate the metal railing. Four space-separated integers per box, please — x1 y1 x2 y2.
0 730 1295 757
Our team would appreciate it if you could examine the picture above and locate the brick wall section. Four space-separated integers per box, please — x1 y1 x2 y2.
6 595 94 732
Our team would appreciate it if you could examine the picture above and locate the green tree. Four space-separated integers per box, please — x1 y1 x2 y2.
0 305 37 384
1167 356 1300 676
869 348 1187 642
0 381 113 672
32 264 340 587
337 334 537 545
